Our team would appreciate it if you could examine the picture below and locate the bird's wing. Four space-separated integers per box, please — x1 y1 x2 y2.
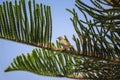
60 39 71 46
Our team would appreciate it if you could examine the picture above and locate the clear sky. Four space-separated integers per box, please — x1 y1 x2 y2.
0 0 88 80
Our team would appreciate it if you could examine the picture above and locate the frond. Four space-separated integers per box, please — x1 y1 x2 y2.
5 48 120 79
66 0 120 63
0 0 52 48
1 0 120 79
5 48 77 77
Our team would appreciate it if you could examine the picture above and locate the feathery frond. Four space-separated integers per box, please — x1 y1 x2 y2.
0 0 52 48
1 0 120 79
5 47 120 79
66 0 120 63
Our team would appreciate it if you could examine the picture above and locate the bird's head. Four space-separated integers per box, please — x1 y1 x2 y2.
57 36 64 40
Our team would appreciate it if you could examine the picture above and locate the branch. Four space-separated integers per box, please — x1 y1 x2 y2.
0 0 52 47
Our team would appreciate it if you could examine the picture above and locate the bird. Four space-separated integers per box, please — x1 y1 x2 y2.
57 36 72 50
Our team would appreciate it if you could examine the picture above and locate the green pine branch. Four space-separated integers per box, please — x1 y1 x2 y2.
0 0 120 79
0 0 52 47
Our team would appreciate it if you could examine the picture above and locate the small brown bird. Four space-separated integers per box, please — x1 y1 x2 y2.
57 36 72 50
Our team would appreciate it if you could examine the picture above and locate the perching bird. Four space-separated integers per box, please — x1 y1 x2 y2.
57 36 72 50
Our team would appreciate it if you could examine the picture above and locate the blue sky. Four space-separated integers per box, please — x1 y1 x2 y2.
0 0 88 80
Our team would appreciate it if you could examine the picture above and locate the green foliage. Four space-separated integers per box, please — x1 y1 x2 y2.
0 0 52 47
5 47 120 79
66 0 120 63
4 47 84 78
0 0 120 79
